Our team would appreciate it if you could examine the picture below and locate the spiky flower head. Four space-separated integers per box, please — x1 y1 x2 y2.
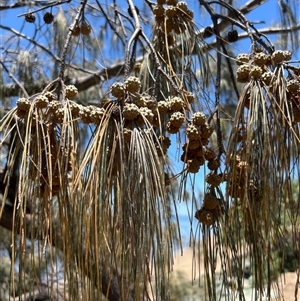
72 25 81 36
186 124 201 140
123 103 139 120
271 50 286 64
139 107 154 123
54 108 65 123
44 91 55 102
165 6 177 18
185 91 195 103
157 101 170 113
249 66 263 79
169 96 184 111
80 21 91 35
111 82 126 99
236 53 249 66
236 64 251 83
143 96 157 112
123 128 132 143
17 98 31 111
261 71 274 86
79 106 93 124
253 52 268 66
65 85 78 99
124 76 141 93
169 111 185 127
69 102 81 118
159 136 171 148
192 112 206 126
205 147 216 160
90 107 105 125
286 79 300 93
131 94 145 108
35 95 49 109
47 100 62 113
176 2 189 14
167 0 178 5
283 50 292 61
186 139 200 150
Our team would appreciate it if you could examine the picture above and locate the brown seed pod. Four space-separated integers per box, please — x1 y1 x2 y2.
204 147 216 160
44 91 55 102
123 104 139 121
236 64 251 83
25 13 36 23
69 102 81 118
35 95 49 109
111 82 126 99
192 112 206 126
79 106 93 124
207 159 220 171
186 139 200 150
205 173 222 187
186 124 201 140
195 208 215 226
227 29 238 42
43 12 54 24
17 98 31 111
80 21 92 35
47 100 62 113
167 122 180 134
157 101 169 113
65 85 78 99
187 158 201 173
169 111 185 127
90 108 105 125
124 76 141 93
153 5 165 18
200 123 213 139
203 194 219 210
184 91 195 103
139 107 154 123
236 53 249 66
169 96 184 111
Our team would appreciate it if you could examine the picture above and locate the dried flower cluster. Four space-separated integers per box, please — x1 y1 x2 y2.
195 188 223 226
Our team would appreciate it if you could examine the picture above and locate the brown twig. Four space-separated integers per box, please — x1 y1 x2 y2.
59 0 89 81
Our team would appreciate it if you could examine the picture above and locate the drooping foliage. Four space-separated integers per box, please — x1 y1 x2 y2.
0 0 299 300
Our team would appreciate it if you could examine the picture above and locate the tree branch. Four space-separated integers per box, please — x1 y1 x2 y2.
2 22 299 99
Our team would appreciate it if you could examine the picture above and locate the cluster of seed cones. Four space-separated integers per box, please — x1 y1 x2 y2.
195 188 223 226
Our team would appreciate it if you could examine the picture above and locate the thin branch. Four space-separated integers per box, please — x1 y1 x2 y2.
199 0 225 157
16 0 71 17
59 0 89 81
1 21 299 98
125 0 142 77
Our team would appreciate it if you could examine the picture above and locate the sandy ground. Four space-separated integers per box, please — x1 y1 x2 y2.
170 247 300 301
